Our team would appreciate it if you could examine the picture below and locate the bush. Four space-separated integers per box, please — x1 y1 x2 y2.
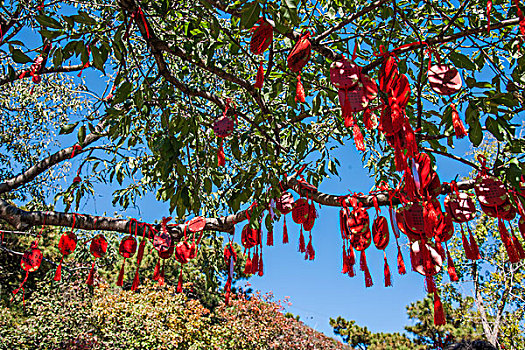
0 281 348 350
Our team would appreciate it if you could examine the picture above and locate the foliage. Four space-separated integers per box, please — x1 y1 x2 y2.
437 140 525 349
330 294 482 350
0 281 349 350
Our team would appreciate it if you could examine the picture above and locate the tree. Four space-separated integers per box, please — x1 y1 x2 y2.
1 0 524 320
437 140 525 349
330 295 482 350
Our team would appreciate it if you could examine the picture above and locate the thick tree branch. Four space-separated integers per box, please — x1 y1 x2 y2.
0 174 476 239
0 120 106 194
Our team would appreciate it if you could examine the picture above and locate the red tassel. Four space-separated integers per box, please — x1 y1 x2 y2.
433 290 446 326
86 261 95 286
117 259 126 287
384 252 392 287
348 244 356 266
499 219 519 263
397 244 406 275
512 229 525 260
251 251 259 274
404 168 417 201
225 275 232 305
347 245 356 277
158 265 165 286
177 267 183 293
451 104 467 139
258 252 264 276
218 139 225 167
153 258 161 281
283 216 289 244
299 227 306 253
360 251 373 287
359 249 367 271
267 227 274 246
295 74 305 103
515 0 525 38
255 61 264 89
410 248 417 272
425 275 436 293
487 0 493 33
468 226 481 260
404 121 418 157
11 271 29 306
447 249 459 282
394 136 407 172
342 245 349 274
131 239 146 291
343 93 353 128
363 108 374 130
353 124 365 151
306 233 315 261
420 241 434 276
54 257 63 282
461 225 474 260
244 252 252 274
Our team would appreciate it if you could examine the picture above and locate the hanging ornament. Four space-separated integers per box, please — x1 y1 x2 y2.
372 216 390 250
292 198 309 225
444 191 477 223
250 17 273 89
131 220 149 291
276 191 294 244
174 225 194 293
12 239 43 305
428 64 462 96
153 217 172 254
87 234 108 286
410 240 446 325
117 235 137 287
287 31 311 104
224 241 237 304
54 214 78 281
213 99 235 167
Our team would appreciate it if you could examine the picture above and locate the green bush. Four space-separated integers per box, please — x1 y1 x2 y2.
1 281 348 350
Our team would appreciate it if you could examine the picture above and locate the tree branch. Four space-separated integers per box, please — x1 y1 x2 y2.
312 0 391 43
421 146 481 171
0 120 106 194
118 0 285 152
0 64 84 86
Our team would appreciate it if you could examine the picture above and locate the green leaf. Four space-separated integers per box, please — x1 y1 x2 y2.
59 122 79 135
468 119 483 146
112 81 133 105
240 2 261 29
77 125 86 145
11 49 32 64
448 51 476 71
91 46 106 73
485 117 504 141
36 14 63 29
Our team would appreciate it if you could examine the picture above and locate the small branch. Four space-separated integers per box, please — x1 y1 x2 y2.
0 120 106 194
439 0 470 38
362 17 521 74
0 64 84 86
313 0 390 43
421 146 481 171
